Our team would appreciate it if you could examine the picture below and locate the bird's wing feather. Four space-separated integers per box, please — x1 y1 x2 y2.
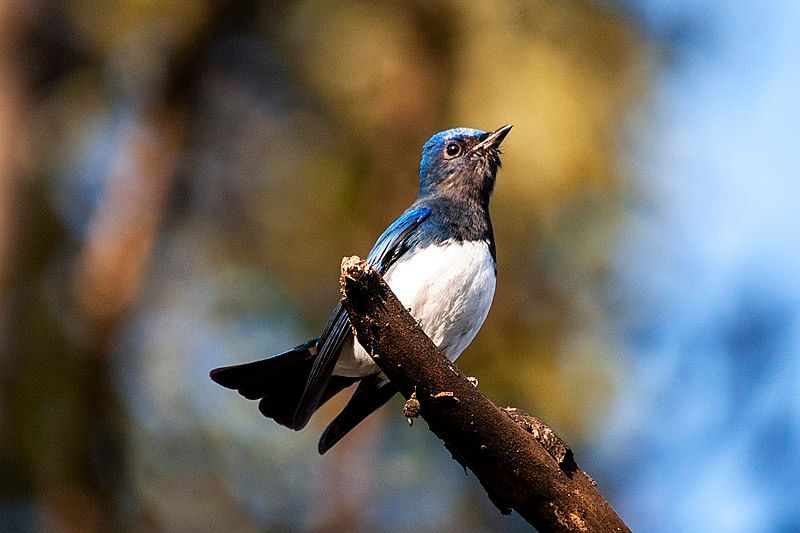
292 303 350 430
366 206 432 273
317 374 397 454
292 206 431 430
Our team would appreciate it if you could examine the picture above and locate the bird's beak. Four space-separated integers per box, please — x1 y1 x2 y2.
473 124 513 151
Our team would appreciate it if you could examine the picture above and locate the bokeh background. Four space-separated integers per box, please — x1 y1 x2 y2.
1 1 798 531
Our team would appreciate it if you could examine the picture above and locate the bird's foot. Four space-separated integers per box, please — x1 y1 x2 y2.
403 388 420 427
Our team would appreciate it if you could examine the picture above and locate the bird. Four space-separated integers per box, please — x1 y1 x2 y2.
210 124 512 454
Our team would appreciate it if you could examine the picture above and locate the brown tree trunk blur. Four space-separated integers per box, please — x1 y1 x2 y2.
0 0 28 510
0 13 182 533
1 114 180 531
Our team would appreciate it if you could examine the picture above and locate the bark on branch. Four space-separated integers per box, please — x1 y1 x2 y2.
339 256 629 533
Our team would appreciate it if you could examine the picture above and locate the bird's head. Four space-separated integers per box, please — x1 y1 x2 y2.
418 124 512 205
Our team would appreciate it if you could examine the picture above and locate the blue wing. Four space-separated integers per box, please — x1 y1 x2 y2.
292 207 431 430
365 206 432 273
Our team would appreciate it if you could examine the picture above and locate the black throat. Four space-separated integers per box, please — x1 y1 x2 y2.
413 191 496 262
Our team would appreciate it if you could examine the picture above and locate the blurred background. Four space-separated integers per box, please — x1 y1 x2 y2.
1 1 798 531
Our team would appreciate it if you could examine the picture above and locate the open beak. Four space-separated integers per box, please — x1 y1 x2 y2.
473 124 513 151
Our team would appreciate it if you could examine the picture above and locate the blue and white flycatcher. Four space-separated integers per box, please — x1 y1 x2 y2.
211 124 512 453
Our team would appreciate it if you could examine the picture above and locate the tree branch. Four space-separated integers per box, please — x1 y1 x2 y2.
339 256 629 533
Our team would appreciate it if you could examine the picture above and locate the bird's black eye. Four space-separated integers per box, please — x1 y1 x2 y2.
444 141 462 158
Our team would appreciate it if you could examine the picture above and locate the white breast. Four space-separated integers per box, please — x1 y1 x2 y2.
334 240 496 377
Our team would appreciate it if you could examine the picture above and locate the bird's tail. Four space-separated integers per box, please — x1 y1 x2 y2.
210 338 356 429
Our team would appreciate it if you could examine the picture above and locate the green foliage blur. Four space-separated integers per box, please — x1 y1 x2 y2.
0 1 647 530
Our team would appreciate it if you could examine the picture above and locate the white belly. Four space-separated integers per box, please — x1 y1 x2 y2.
334 239 496 377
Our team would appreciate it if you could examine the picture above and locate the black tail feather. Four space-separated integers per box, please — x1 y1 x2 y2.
257 375 358 428
210 338 357 429
318 375 397 454
210 338 318 399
